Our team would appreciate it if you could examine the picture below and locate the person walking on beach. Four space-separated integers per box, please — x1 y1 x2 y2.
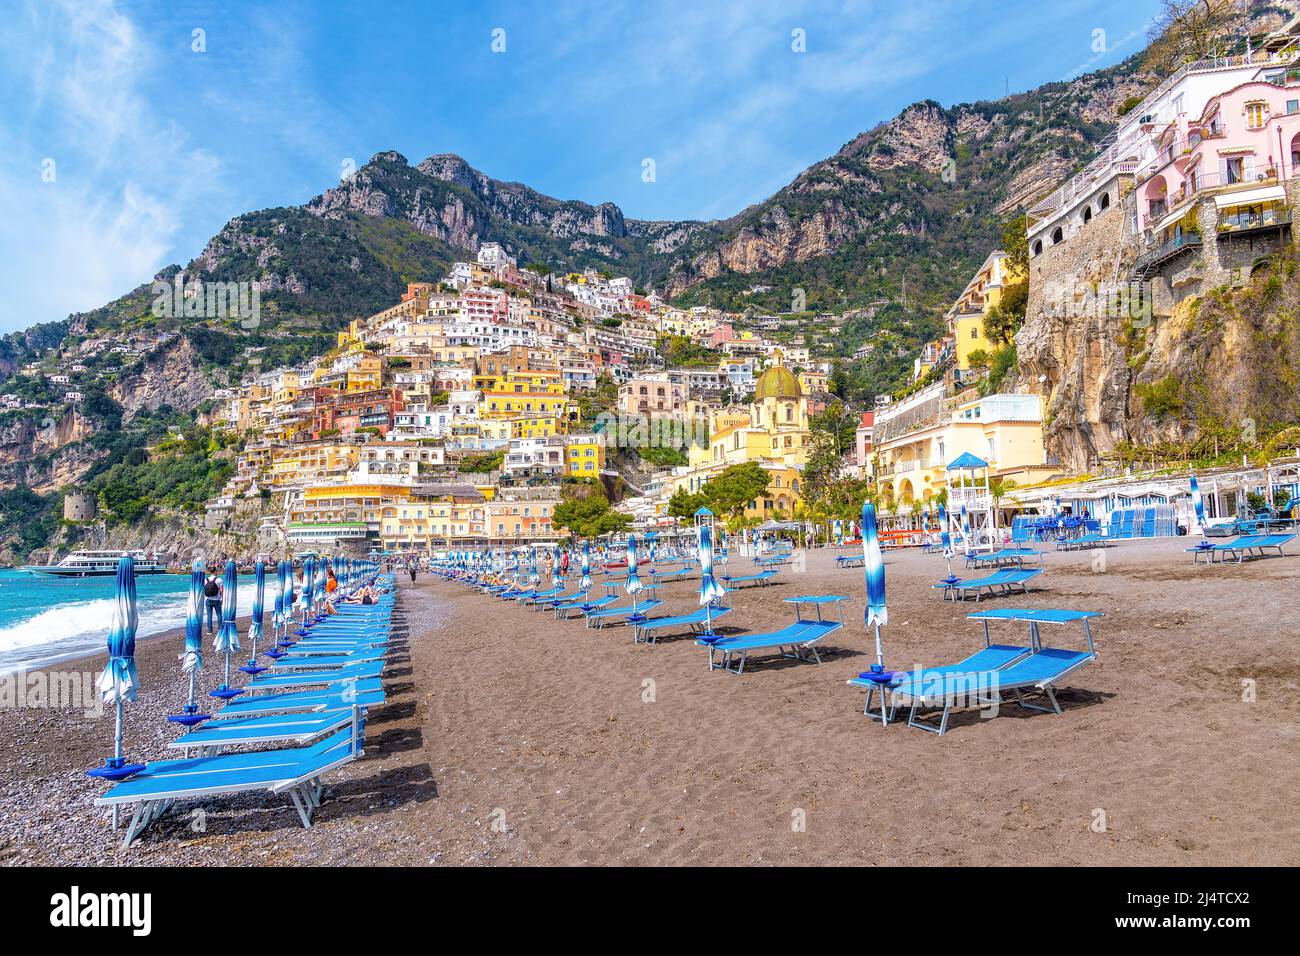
203 564 224 635
408 563 417 584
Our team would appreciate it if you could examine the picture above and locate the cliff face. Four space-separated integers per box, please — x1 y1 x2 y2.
1019 202 1300 471
110 335 216 421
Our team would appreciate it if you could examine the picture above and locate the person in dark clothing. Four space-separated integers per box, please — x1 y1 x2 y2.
203 567 223 635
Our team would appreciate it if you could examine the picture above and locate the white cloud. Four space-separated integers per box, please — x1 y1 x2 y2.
0 0 227 331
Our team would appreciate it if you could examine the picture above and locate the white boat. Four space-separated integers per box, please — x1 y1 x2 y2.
21 549 168 577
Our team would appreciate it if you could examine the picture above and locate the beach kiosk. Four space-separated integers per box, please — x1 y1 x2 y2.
945 452 996 553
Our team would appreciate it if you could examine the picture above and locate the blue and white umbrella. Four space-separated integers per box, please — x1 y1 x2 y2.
283 559 298 645
580 542 591 592
168 557 210 725
1190 473 1207 542
299 557 314 633
241 560 268 675
833 518 843 547
211 559 242 699
938 503 957 582
314 557 327 617
648 537 657 571
697 523 726 637
960 504 972 555
625 534 643 613
862 501 888 640
552 543 562 590
87 556 146 793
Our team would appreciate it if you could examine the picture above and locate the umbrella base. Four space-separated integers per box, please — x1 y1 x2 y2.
208 685 244 700
264 648 286 659
239 663 269 675
166 711 210 727
87 759 146 781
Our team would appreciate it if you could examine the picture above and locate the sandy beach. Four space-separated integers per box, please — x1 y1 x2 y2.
1 539 1297 866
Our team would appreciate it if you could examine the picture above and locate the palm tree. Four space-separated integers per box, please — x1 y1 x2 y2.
988 477 1017 529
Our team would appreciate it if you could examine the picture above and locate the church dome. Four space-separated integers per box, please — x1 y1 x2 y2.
753 363 802 400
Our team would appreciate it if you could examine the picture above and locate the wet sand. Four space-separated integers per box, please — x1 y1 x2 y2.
1 540 1297 865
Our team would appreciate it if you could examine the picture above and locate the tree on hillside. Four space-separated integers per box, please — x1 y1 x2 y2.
1144 1 1241 74
667 487 708 522
551 485 632 539
699 461 771 523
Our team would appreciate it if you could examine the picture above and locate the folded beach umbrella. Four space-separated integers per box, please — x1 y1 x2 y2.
697 523 727 638
87 556 146 802
833 518 843 547
300 556 315 629
241 560 268 675
168 557 210 725
938 503 957 582
580 541 592 592
211 559 242 699
625 534 643 612
861 501 888 668
960 504 972 555
1190 472 1208 543
314 557 328 615
552 543 562 589
283 559 298 645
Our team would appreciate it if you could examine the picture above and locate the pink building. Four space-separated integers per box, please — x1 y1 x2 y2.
1139 77 1300 234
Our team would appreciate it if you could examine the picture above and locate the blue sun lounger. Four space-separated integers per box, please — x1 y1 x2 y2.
965 548 1044 569
247 660 384 692
1218 532 1294 563
835 554 865 568
553 594 616 620
884 608 1101 735
1057 532 1112 551
1187 535 1263 563
221 678 385 716
168 706 359 754
937 568 1042 602
697 596 847 674
96 709 365 847
722 569 778 589
632 605 732 644
584 599 663 628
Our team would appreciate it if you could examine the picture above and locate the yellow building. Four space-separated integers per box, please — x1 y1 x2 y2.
268 442 360 487
563 434 605 477
664 358 812 524
947 250 1024 371
479 369 570 423
871 389 1052 506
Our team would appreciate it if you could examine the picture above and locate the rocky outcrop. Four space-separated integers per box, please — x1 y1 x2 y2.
110 335 216 421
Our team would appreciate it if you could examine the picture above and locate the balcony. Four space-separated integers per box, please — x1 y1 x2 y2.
1217 205 1292 236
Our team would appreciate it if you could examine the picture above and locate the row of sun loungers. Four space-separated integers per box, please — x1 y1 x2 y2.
94 582 398 847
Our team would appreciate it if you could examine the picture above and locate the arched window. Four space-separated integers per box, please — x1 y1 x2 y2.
1032 239 1043 256
1099 193 1110 210
1052 227 1064 245
1083 207 1092 223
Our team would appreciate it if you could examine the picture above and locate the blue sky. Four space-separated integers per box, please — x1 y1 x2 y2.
0 0 1160 333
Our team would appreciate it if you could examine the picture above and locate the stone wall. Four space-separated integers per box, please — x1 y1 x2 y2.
1017 198 1143 472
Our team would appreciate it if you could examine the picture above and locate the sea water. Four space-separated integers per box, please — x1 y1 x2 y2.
0 569 268 676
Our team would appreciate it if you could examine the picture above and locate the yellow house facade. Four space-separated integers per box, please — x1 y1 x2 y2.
871 390 1051 506
947 250 1024 371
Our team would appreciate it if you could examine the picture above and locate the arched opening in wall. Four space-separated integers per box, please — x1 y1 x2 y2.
1250 255 1275 279
1099 192 1111 210
1082 206 1093 224
1051 227 1063 245
1032 239 1043 256
1144 175 1169 223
